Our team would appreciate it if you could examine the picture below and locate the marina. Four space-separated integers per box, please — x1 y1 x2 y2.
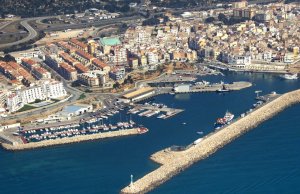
127 102 184 120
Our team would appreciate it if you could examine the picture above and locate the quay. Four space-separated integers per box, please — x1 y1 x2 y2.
174 81 252 93
1 128 142 151
121 89 300 194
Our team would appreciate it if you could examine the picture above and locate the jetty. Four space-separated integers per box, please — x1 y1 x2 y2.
174 81 252 93
121 89 300 194
1 128 142 151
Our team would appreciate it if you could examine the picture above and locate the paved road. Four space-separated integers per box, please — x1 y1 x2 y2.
0 19 37 48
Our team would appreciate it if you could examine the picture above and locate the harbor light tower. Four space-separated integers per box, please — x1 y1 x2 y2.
130 174 133 186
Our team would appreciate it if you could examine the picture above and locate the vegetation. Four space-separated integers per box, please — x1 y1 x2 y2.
0 0 141 18
78 93 86 100
124 75 134 85
205 13 251 26
17 105 36 112
113 82 120 89
29 99 42 104
1 31 46 53
0 54 16 62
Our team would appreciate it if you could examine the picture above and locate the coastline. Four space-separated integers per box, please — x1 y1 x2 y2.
121 89 300 194
1 128 142 151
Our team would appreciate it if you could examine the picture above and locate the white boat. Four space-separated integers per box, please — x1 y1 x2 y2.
280 73 298 80
157 114 166 119
197 131 204 135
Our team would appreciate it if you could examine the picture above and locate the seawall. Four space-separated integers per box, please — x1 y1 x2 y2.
121 89 300 194
2 128 141 151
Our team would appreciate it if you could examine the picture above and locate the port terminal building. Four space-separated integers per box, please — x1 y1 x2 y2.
121 87 155 103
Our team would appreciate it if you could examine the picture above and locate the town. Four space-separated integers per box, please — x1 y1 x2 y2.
0 0 299 147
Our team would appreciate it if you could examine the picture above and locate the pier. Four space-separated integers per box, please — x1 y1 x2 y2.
121 89 300 194
174 81 252 93
1 128 142 151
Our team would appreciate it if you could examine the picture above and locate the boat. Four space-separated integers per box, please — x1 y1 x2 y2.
157 114 166 119
216 85 230 93
280 73 298 80
197 131 204 135
182 122 187 125
214 111 235 129
138 127 148 134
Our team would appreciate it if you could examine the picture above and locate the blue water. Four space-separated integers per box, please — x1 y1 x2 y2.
0 72 300 194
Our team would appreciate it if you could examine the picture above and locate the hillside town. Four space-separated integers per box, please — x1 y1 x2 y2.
1 1 300 116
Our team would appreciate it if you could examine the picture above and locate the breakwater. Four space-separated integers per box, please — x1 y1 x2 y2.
2 128 141 151
121 89 300 194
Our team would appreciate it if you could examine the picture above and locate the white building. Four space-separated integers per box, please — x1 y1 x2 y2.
228 55 252 68
0 91 7 108
147 52 159 65
113 47 127 64
7 93 23 112
6 80 67 112
174 84 190 93
17 86 46 104
42 80 67 99
283 53 294 64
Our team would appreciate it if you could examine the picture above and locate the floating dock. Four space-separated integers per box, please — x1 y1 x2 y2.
121 89 300 194
130 104 184 119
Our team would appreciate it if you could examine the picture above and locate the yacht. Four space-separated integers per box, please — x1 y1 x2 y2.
280 73 298 80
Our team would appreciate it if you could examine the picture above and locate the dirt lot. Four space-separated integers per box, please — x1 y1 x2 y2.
0 32 29 44
35 29 91 45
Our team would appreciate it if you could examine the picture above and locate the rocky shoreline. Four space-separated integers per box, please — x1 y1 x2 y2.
121 89 300 194
2 128 141 151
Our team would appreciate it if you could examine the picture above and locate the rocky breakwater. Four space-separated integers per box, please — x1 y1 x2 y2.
121 89 300 194
2 128 141 151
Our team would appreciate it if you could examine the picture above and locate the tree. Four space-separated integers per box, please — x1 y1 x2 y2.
113 82 120 89
2 54 16 62
205 17 215 23
218 13 228 24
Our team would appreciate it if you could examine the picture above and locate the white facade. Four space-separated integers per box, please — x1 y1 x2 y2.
0 91 7 108
283 53 294 64
18 86 46 104
6 80 67 112
174 84 190 93
147 52 159 65
228 55 252 68
7 93 23 112
42 81 67 99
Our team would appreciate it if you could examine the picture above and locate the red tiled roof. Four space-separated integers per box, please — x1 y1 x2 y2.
92 59 108 69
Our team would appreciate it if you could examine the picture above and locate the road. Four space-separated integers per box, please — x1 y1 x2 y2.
43 15 142 32
0 17 52 49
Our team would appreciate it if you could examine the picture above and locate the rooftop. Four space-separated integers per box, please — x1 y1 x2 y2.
99 37 121 46
123 87 154 99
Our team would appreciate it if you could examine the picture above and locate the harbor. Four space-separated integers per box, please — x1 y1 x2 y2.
121 89 300 194
0 105 149 150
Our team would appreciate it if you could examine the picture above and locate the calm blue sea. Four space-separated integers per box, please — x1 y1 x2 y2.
0 72 299 194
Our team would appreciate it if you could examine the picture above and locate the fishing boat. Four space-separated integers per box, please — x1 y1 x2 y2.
214 111 235 129
280 73 298 80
